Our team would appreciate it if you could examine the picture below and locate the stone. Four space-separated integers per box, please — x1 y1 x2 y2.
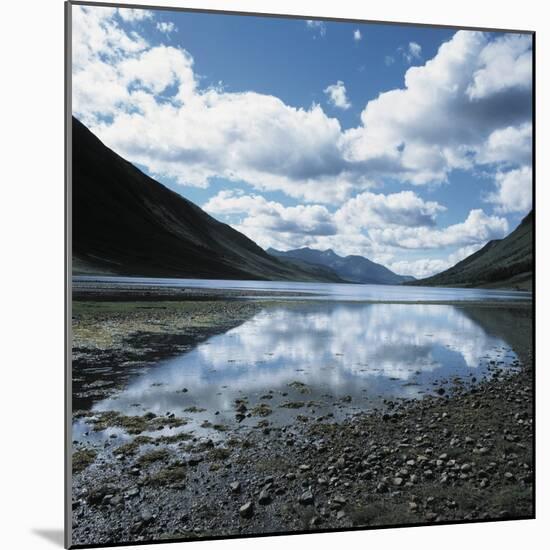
239 501 254 518
299 490 314 505
258 489 272 505
141 512 154 526
110 495 123 506
393 477 404 486
333 495 347 507
229 481 241 494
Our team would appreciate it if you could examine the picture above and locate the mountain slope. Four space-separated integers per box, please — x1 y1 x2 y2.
408 211 533 290
72 117 341 282
268 247 413 285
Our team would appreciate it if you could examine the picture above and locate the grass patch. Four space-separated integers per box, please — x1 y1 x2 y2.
207 447 231 461
184 406 206 413
157 432 194 444
279 401 305 409
115 436 154 455
349 500 415 527
147 465 187 487
288 381 311 394
250 403 272 417
90 411 187 434
137 448 171 466
73 448 97 473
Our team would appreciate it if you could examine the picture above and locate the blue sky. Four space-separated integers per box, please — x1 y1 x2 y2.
72 5 533 278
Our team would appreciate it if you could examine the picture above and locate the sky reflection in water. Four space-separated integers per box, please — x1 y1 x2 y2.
76 303 519 442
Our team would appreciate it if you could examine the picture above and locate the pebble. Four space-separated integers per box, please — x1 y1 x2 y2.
299 490 314 505
239 501 254 518
229 481 241 494
258 489 272 505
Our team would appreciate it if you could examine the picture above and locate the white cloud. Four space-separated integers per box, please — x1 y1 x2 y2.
369 209 508 250
477 123 532 166
384 55 395 66
72 8 532 213
202 189 506 277
342 31 533 186
406 41 422 62
306 20 326 37
156 21 177 34
399 42 422 64
467 34 532 99
204 191 337 250
487 166 532 214
117 8 153 22
324 81 351 110
334 191 445 229
353 29 362 42
389 243 484 278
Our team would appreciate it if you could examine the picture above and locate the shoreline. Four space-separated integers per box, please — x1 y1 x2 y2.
72 285 532 307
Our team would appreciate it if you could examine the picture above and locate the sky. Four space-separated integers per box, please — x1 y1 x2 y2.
71 4 533 278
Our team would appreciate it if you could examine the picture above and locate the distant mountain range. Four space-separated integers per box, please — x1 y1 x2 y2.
407 211 533 290
267 247 415 285
72 117 343 283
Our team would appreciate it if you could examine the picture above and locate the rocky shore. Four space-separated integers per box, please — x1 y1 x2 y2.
71 299 533 546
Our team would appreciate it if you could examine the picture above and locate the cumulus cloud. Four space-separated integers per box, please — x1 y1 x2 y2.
389 243 484 278
353 29 362 41
306 20 326 37
73 11 532 202
477 123 532 166
334 191 446 229
203 189 506 276
117 7 153 22
402 41 422 63
467 34 532 99
324 81 351 110
343 31 533 186
486 166 532 214
156 21 177 34
204 191 337 250
370 209 508 250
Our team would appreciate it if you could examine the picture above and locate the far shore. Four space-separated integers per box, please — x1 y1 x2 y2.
71 278 532 305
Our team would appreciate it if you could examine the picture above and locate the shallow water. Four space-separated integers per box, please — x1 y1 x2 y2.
73 275 531 302
73 302 521 443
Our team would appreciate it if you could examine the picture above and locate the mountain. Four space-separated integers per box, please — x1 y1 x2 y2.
267 247 414 285
72 117 343 283
407 211 533 290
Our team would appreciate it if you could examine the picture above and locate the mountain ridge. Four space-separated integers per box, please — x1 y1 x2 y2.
407 211 533 290
267 247 414 285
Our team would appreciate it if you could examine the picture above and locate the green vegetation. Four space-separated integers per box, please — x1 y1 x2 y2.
72 448 97 473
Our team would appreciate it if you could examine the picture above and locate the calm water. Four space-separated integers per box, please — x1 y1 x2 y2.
73 302 521 443
73 275 532 302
